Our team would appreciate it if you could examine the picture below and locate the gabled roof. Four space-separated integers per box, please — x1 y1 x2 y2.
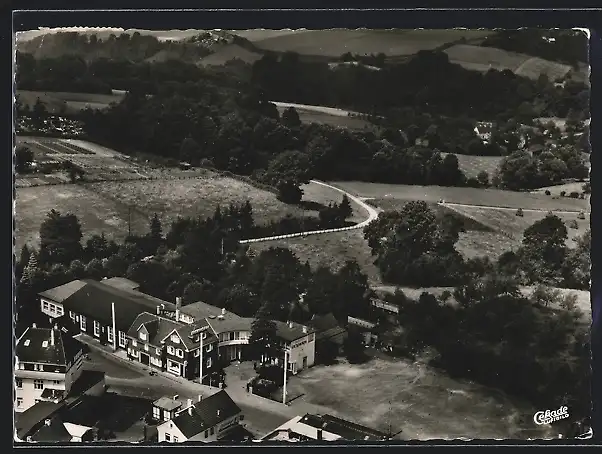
179 300 224 320
174 320 218 351
126 312 183 347
274 321 316 343
100 277 140 291
299 413 389 441
205 314 253 335
168 391 241 438
16 327 83 366
153 396 184 412
16 401 65 439
67 370 106 397
53 279 176 332
30 416 72 442
39 280 87 303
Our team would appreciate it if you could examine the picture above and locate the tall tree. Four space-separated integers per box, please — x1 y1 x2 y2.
338 194 353 221
249 303 278 362
281 107 301 129
39 209 83 265
15 146 34 174
149 213 163 240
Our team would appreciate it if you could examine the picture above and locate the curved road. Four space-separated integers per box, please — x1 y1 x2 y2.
239 180 379 244
441 201 588 215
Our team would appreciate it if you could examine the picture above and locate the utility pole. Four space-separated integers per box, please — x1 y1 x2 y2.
199 330 204 385
282 348 289 405
128 206 132 237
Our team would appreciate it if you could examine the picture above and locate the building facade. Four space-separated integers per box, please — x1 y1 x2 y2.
15 325 85 413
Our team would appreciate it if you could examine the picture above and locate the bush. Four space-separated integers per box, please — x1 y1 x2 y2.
569 191 580 198
569 220 579 229
560 191 566 197
516 208 524 217
544 190 551 196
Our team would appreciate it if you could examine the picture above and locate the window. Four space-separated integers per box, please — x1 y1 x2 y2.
57 306 64 316
210 427 215 436
165 433 171 442
34 364 44 372
156 347 161 355
70 311 76 321
171 334 180 344
173 436 179 443
206 343 213 352
50 305 56 314
119 331 127 348
194 349 200 357
204 430 208 438
167 345 175 355
93 320 100 337
139 332 147 341
153 407 160 420
176 349 184 358
16 397 23 407
34 379 44 390
15 378 22 389
53 380 60 385
80 315 86 331
230 332 235 341
144 344 149 351
35 399 41 404
234 332 240 340
206 358 212 368
108 326 114 343
202 332 207 340
132 339 138 347
42 301 49 311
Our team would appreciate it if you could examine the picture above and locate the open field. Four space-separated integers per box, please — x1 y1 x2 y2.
284 358 553 440
252 29 494 58
532 182 589 197
229 29 307 42
443 153 503 179
248 229 382 284
198 44 263 66
443 44 574 80
17 90 125 114
332 181 589 212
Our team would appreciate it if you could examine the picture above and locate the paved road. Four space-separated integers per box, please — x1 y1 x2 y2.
310 180 379 228
271 101 360 117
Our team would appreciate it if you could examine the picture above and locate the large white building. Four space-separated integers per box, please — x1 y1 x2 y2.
15 324 85 412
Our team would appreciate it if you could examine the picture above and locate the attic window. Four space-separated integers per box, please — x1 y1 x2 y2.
24 340 30 347
42 341 48 348
171 334 180 344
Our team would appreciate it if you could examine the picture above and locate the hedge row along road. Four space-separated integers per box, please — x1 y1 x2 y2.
239 180 380 244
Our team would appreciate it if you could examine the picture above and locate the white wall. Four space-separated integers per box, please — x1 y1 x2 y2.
40 298 64 318
288 334 315 372
15 375 66 412
188 414 241 442
157 421 187 443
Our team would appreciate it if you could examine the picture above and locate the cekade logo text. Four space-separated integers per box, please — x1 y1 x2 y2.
533 406 569 425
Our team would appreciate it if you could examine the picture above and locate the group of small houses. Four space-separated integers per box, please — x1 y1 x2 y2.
15 276 393 443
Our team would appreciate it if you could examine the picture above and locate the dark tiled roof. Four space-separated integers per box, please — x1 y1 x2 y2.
170 391 241 438
127 312 185 347
309 314 347 344
180 301 224 320
153 396 184 412
41 388 65 401
16 401 65 439
38 280 86 303
67 370 106 397
30 416 72 442
300 414 389 441
16 327 82 366
205 314 253 335
174 320 218 351
274 321 316 342
58 279 175 332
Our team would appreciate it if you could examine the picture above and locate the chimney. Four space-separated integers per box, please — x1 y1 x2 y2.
176 297 182 320
317 429 323 441
221 308 226 315
187 398 193 409
288 321 294 329
50 328 55 346
32 323 37 329
173 394 179 401
156 305 161 315
188 405 193 416
302 325 307 334
198 394 202 403
45 419 52 426
217 409 221 417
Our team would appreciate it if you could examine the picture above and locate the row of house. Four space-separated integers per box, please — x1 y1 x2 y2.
38 277 319 383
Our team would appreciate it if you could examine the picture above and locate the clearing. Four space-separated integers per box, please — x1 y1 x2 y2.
273 102 371 130
443 44 576 80
284 357 554 440
252 29 494 58
442 153 503 180
17 90 125 114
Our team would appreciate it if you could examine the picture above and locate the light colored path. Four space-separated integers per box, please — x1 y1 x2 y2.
271 101 361 117
441 201 587 214
240 180 379 244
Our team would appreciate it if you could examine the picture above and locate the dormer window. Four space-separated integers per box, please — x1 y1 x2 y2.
171 334 180 344
139 332 147 341
24 340 30 347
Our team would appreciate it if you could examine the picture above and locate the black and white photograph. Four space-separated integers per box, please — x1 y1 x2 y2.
12 22 593 443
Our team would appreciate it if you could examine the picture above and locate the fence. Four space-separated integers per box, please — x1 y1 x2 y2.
240 223 362 244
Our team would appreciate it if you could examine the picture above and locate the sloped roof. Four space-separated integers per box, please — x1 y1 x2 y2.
16 401 65 439
40 388 65 401
153 396 184 412
101 277 140 291
274 321 316 342
39 280 87 303
30 416 72 442
300 413 389 441
180 300 224 319
169 391 241 438
17 327 83 366
126 312 183 347
175 320 218 351
67 370 106 397
205 314 253 335
55 279 175 332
